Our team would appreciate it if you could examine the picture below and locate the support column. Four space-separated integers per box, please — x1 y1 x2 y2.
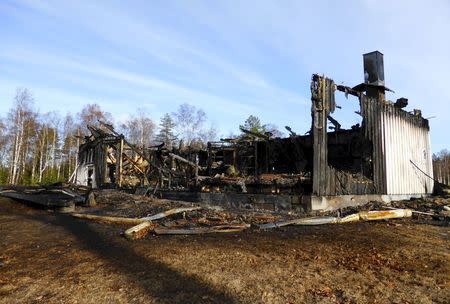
117 137 124 187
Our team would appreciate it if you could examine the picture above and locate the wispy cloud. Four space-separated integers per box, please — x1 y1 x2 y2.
0 0 448 150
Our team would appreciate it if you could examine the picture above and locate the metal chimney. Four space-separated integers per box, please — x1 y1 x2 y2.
363 51 384 86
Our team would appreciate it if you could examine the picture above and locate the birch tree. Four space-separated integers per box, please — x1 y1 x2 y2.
59 113 75 180
0 118 7 184
7 88 34 184
77 103 113 136
173 103 206 147
433 149 450 185
121 109 156 148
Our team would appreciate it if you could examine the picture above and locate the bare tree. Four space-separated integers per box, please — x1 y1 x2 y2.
77 103 113 135
199 124 218 144
0 117 8 183
7 88 35 184
265 123 284 138
0 117 6 164
61 113 77 180
0 92 223 185
173 103 206 147
120 109 156 148
34 113 61 183
433 149 450 185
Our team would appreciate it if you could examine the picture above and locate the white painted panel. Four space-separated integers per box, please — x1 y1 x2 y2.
382 109 432 195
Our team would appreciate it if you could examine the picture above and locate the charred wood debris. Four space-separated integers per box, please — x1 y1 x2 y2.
1 183 449 240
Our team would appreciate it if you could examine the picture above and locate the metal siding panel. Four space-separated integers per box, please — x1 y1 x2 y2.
427 130 434 193
380 108 387 193
415 125 420 193
408 118 412 193
417 123 422 193
387 111 393 195
377 106 382 192
416 125 421 193
397 114 402 194
385 110 391 194
405 119 411 194
395 113 402 194
383 107 389 193
409 119 415 193
376 102 383 192
392 112 397 194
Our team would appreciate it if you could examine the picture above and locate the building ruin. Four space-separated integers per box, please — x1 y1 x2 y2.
73 52 433 211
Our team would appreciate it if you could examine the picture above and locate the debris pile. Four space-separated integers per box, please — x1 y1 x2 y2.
67 190 449 240
333 197 450 222
0 184 89 212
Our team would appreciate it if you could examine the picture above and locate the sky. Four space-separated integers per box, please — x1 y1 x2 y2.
0 0 449 152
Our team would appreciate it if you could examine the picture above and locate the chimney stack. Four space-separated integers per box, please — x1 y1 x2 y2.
363 51 385 86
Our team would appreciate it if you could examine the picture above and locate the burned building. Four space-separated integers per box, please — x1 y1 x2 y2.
72 123 201 191
74 126 146 188
73 51 433 212
309 51 433 210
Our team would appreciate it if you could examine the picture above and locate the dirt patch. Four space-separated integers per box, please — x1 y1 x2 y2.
0 197 449 303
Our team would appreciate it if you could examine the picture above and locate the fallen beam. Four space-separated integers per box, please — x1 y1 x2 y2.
259 216 338 229
356 209 412 221
259 209 412 229
168 153 198 168
124 221 154 240
71 213 145 225
72 206 203 225
153 224 249 235
141 206 202 221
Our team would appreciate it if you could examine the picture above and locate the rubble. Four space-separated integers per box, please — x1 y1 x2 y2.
0 184 88 212
65 189 449 240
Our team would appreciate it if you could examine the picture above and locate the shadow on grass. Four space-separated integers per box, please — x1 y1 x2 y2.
11 206 237 304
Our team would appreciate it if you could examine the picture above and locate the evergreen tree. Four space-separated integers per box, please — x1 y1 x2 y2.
239 115 266 140
156 113 177 149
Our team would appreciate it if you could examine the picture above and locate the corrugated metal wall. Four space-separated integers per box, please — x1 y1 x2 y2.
381 105 433 195
361 96 433 195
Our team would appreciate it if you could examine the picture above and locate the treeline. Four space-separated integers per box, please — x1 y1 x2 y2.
0 88 217 186
5 88 446 188
433 150 450 185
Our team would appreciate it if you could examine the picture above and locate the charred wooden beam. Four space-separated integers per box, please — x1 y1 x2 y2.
117 137 124 187
168 153 198 168
239 127 270 140
335 84 360 97
327 115 341 131
285 126 297 136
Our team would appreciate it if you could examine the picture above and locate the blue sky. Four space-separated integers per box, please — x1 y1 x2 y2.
0 0 449 152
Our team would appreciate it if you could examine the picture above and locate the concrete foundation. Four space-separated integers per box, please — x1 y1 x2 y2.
160 191 310 212
160 191 428 213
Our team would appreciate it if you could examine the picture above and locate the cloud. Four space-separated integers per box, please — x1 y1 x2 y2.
1 0 448 150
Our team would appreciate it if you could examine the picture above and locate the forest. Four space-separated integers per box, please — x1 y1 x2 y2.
0 88 218 185
0 87 282 186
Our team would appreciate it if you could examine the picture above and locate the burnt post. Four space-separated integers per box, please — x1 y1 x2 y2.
116 136 124 187
311 74 336 196
103 144 109 186
195 154 199 186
